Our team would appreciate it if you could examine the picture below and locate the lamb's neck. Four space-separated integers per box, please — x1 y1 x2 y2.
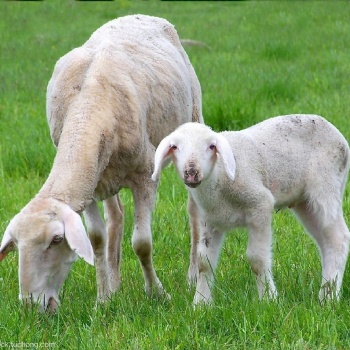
38 125 112 212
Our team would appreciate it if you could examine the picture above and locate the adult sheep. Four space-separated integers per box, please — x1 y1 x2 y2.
152 115 350 305
0 14 203 312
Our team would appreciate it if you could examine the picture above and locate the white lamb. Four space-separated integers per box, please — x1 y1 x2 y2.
0 14 203 312
152 114 350 304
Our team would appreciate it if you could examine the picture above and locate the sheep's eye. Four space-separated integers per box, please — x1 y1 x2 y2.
171 145 177 150
209 144 216 150
51 235 63 246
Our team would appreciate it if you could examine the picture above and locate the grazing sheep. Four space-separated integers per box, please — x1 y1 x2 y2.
0 14 203 312
152 115 350 304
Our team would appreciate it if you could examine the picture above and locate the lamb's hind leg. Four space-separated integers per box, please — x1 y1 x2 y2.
131 178 169 298
84 201 110 302
292 202 350 302
103 194 124 293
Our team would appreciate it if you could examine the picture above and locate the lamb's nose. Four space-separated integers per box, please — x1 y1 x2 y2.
187 168 197 177
184 168 201 188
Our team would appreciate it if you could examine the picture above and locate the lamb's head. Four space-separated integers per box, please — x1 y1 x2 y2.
152 122 236 188
0 198 94 313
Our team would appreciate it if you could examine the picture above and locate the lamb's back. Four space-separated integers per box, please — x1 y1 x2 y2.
243 115 349 174
222 115 349 207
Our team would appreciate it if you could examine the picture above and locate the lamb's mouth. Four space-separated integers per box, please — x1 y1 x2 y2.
185 181 202 188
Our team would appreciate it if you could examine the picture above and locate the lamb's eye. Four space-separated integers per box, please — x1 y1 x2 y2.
209 144 216 150
51 235 63 246
171 145 177 150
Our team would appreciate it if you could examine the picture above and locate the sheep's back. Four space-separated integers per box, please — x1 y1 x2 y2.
47 14 200 148
45 15 202 202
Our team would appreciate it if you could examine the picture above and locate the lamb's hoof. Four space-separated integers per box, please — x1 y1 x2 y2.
319 281 339 304
193 296 212 308
96 295 111 304
187 265 199 288
187 274 198 289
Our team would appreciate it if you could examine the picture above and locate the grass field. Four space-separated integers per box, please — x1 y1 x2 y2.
1 1 350 349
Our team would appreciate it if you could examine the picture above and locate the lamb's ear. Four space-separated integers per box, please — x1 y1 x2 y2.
152 135 174 182
215 134 236 181
0 218 17 262
61 206 94 266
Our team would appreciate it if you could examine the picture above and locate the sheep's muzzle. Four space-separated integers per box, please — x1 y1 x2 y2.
46 297 59 314
21 294 59 314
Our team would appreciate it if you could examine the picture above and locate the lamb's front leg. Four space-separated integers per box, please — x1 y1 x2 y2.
246 209 277 300
194 225 225 305
187 193 200 286
84 201 110 302
131 179 169 299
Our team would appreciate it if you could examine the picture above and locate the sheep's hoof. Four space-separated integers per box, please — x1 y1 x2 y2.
109 279 121 294
160 291 171 301
96 286 115 304
149 288 171 301
145 281 171 301
97 294 112 304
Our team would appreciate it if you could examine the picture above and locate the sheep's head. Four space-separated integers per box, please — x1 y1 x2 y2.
0 198 94 313
152 122 236 188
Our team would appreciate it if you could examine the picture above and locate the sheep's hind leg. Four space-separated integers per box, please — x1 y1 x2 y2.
103 194 124 293
291 202 350 302
131 179 169 299
84 201 110 302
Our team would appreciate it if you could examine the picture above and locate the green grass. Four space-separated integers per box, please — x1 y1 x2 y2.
1 1 350 349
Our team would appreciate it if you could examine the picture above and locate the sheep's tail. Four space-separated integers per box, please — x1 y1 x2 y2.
181 39 211 50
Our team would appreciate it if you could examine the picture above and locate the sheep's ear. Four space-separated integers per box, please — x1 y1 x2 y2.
61 206 94 266
216 134 236 181
152 135 173 182
0 219 17 261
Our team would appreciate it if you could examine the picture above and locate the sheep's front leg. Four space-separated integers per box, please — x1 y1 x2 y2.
194 226 225 305
131 180 168 298
246 210 277 300
84 201 110 302
103 194 124 293
187 193 200 286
